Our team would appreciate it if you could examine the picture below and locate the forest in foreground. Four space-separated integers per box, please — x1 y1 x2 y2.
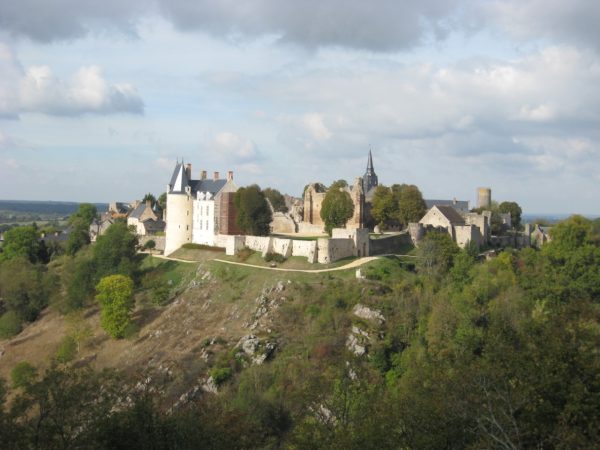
0 212 598 449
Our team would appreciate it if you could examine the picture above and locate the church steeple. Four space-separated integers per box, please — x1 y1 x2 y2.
362 149 378 194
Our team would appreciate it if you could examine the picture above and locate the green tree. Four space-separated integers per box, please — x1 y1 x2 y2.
498 201 523 229
397 184 427 226
370 185 398 229
0 257 47 322
93 222 139 281
66 203 97 255
157 192 167 212
320 181 354 234
263 188 288 213
234 185 273 236
416 230 459 276
69 203 98 228
142 193 157 209
96 275 135 339
0 226 41 263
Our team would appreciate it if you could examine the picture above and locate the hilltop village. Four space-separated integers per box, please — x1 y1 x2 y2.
88 151 551 264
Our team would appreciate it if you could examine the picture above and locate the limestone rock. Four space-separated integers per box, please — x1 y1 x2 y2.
352 304 385 324
202 376 218 394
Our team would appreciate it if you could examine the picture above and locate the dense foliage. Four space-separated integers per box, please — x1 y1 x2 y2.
96 274 135 338
263 188 288 213
320 180 354 234
234 185 273 236
396 184 427 226
0 215 599 448
370 185 399 229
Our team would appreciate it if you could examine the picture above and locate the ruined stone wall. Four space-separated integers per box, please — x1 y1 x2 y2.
464 212 489 242
454 225 482 249
244 236 273 256
303 187 326 226
270 213 296 234
317 238 355 264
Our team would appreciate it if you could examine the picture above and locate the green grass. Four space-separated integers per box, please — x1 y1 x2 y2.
218 250 358 270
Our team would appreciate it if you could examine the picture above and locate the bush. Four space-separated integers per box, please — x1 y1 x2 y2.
210 367 233 386
11 361 37 388
55 335 77 363
142 240 156 250
264 252 286 263
0 310 22 338
150 285 170 306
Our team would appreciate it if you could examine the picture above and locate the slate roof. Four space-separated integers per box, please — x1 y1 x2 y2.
425 199 470 213
168 162 228 196
435 205 466 225
129 203 148 219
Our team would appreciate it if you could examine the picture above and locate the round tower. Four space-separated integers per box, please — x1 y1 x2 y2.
164 190 193 255
477 187 492 209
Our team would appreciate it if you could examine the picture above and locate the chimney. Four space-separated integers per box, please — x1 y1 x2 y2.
227 171 233 181
200 170 207 180
185 163 192 179
213 171 219 181
146 199 152 207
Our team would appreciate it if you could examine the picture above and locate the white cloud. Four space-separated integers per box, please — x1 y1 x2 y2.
210 131 261 163
0 43 143 117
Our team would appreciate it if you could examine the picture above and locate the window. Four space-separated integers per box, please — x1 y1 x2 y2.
206 205 209 215
186 225 189 230
206 220 209 230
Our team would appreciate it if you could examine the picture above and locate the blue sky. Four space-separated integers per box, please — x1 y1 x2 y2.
1 0 599 214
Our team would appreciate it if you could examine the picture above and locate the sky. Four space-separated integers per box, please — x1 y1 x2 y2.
0 0 599 215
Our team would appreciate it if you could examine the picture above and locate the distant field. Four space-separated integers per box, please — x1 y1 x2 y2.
0 200 108 215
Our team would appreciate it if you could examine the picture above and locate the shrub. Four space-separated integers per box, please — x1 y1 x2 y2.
0 310 22 338
11 361 37 388
264 252 286 263
151 285 170 306
142 240 156 250
55 335 77 363
210 367 233 386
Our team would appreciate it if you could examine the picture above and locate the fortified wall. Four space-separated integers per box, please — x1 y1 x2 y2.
221 228 369 264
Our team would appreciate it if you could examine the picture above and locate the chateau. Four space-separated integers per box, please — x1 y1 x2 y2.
164 162 239 255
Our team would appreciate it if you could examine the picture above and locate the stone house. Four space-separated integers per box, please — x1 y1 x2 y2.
127 200 162 236
414 205 488 249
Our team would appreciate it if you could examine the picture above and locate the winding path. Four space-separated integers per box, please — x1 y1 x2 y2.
150 253 385 273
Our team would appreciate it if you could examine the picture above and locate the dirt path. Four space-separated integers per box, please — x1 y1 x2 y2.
212 256 381 273
151 253 382 273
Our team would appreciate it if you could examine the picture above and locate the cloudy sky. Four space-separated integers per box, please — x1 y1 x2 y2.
1 0 599 214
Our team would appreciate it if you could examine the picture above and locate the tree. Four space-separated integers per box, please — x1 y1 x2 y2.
157 192 167 212
93 222 139 281
397 185 427 226
66 203 98 255
498 201 523 229
142 193 157 209
0 226 41 263
0 257 48 322
263 188 288 213
96 275 135 339
320 181 354 234
370 185 398 229
69 203 97 228
234 185 273 236
416 230 459 276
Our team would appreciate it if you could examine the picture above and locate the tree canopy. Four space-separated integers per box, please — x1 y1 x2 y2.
0 226 42 263
96 274 135 339
234 185 273 236
498 201 523 229
320 181 354 234
397 184 427 226
263 188 288 213
93 221 139 281
370 185 398 229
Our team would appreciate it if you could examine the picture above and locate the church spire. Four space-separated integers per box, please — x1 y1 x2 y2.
367 148 374 172
362 149 379 194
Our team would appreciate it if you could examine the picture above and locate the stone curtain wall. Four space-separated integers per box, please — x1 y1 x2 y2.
139 235 166 251
369 232 412 255
220 231 361 264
